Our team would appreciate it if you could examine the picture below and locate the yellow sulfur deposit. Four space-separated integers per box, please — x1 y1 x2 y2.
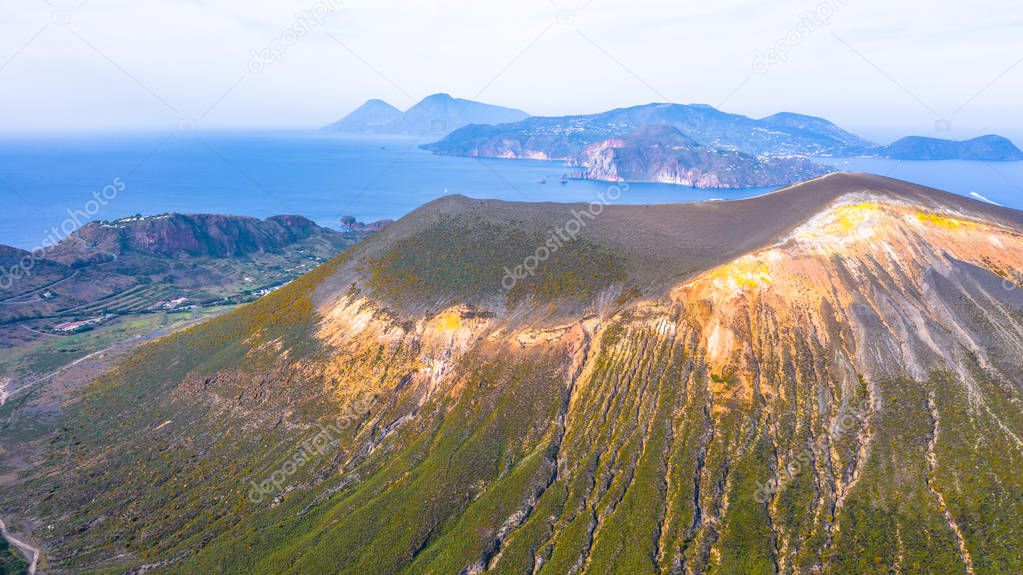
829 201 881 233
708 257 774 291
915 212 974 230
434 310 463 331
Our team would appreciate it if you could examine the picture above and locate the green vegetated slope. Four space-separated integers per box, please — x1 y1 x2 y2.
5 173 1023 574
364 215 626 303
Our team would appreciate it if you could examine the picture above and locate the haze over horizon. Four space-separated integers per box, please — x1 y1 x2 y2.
1 0 1021 144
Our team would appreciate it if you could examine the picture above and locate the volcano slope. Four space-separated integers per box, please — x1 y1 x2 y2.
4 173 1023 574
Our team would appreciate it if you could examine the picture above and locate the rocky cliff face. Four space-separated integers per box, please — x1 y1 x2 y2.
45 213 344 262
6 174 1023 574
578 125 833 188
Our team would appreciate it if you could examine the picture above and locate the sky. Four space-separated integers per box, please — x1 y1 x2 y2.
0 0 1020 144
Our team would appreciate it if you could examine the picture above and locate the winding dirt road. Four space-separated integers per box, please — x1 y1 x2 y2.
0 516 39 574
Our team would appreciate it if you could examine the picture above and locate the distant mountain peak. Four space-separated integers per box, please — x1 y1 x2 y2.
421 92 454 101
760 111 815 120
759 111 875 148
323 99 402 133
324 93 529 137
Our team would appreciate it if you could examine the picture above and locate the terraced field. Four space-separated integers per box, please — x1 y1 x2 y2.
60 285 177 315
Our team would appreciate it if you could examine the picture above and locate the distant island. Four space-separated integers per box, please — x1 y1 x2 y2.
324 93 528 137
328 98 1022 189
417 102 867 187
422 102 873 159
864 135 1023 161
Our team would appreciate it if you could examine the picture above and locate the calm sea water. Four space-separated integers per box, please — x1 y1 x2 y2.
821 157 1023 208
0 132 1020 250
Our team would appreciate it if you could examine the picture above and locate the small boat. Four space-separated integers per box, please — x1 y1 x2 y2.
560 174 568 184
537 177 546 184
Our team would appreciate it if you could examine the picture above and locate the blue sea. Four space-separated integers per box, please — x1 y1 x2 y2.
0 132 1021 250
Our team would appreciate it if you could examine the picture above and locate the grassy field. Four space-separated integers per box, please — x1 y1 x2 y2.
0 306 235 381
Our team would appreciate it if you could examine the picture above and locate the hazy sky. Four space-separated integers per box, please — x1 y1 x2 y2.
1 0 1020 143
